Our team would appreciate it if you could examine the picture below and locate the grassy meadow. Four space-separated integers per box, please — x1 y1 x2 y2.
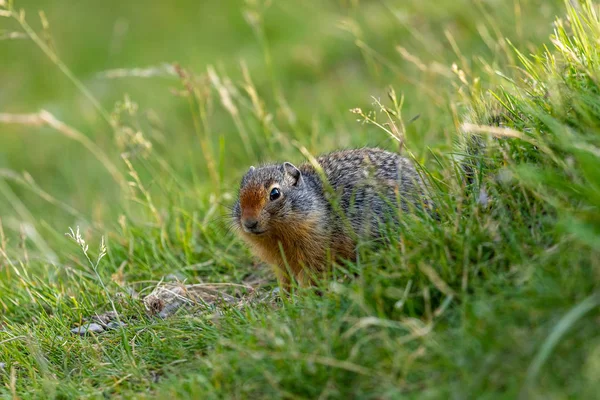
1 0 599 398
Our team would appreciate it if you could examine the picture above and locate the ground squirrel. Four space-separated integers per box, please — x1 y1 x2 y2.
232 147 431 289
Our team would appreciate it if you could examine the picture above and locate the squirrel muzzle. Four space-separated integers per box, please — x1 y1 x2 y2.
241 216 266 234
239 185 269 235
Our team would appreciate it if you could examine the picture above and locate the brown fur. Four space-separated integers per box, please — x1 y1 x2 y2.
232 148 431 290
239 187 266 220
239 209 329 290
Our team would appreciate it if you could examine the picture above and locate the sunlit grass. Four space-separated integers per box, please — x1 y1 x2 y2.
1 0 599 398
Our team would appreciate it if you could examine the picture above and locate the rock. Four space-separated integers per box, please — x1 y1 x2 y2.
478 187 490 207
91 311 118 325
69 310 127 336
106 321 126 330
71 323 105 336
143 283 237 318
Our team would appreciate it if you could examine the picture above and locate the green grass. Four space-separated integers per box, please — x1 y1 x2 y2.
1 0 599 398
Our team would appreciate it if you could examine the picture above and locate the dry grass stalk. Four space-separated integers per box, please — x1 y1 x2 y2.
0 110 125 188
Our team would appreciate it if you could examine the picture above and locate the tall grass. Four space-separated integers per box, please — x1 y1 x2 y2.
1 0 599 398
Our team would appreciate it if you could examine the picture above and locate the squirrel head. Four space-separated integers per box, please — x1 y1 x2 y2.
233 162 306 237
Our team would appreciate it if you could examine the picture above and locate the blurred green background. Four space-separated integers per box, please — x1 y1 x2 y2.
7 1 600 398
1 0 562 239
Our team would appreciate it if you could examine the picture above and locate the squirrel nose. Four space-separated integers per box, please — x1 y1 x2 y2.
242 218 259 231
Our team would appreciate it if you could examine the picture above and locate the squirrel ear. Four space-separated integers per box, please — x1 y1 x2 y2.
283 162 303 186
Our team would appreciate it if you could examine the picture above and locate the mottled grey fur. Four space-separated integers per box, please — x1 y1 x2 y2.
232 148 430 240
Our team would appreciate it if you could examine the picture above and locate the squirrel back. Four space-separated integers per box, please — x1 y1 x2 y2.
232 147 431 288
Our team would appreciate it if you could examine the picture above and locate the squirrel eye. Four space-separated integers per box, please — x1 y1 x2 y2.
269 187 281 201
